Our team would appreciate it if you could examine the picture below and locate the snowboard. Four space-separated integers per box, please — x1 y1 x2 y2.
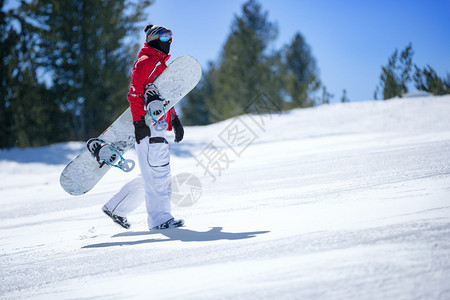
60 55 202 196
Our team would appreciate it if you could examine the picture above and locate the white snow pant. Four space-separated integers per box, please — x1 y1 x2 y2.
103 176 144 217
104 126 173 229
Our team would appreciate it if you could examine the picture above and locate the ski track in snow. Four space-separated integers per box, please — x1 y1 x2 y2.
1 96 450 299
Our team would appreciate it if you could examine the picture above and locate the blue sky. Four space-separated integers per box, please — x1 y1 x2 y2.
146 0 450 102
4 0 449 102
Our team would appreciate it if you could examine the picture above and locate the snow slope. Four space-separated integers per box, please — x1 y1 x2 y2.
1 96 450 299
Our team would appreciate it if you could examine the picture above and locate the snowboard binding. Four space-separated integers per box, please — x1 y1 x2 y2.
87 138 135 172
146 100 169 131
144 83 169 131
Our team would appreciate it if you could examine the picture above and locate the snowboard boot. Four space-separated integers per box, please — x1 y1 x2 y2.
151 218 184 230
102 205 131 229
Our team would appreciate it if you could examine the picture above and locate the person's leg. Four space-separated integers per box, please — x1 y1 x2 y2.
103 176 144 216
135 129 173 229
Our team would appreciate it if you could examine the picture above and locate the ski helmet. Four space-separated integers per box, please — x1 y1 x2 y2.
144 24 173 54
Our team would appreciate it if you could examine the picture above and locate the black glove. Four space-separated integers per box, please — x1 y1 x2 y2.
133 120 150 144
172 115 184 143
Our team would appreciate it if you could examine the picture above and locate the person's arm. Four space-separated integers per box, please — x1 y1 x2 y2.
129 57 151 143
128 57 149 122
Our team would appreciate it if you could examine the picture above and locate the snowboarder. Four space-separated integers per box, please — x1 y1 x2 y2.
102 24 185 230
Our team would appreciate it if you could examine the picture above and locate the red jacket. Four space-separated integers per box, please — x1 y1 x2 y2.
128 43 176 130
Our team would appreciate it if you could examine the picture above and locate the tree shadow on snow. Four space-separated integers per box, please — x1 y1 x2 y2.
81 227 269 249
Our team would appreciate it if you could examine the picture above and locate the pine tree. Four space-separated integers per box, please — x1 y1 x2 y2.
376 43 414 100
414 65 449 95
284 32 320 108
182 62 215 125
321 86 333 104
181 0 323 125
399 43 414 93
341 89 349 103
2 0 152 148
0 2 17 148
207 0 279 122
1 2 68 148
23 0 152 140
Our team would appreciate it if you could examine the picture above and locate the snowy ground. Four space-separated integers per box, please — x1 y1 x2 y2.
1 96 450 299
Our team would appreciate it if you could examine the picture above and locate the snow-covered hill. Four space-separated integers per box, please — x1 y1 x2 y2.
1 96 450 299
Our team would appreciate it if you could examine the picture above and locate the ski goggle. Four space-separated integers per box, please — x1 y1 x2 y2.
147 30 173 43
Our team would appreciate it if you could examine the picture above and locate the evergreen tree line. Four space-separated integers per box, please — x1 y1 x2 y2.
8 0 446 148
1 0 152 149
1 0 325 147
181 0 322 125
375 43 450 100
